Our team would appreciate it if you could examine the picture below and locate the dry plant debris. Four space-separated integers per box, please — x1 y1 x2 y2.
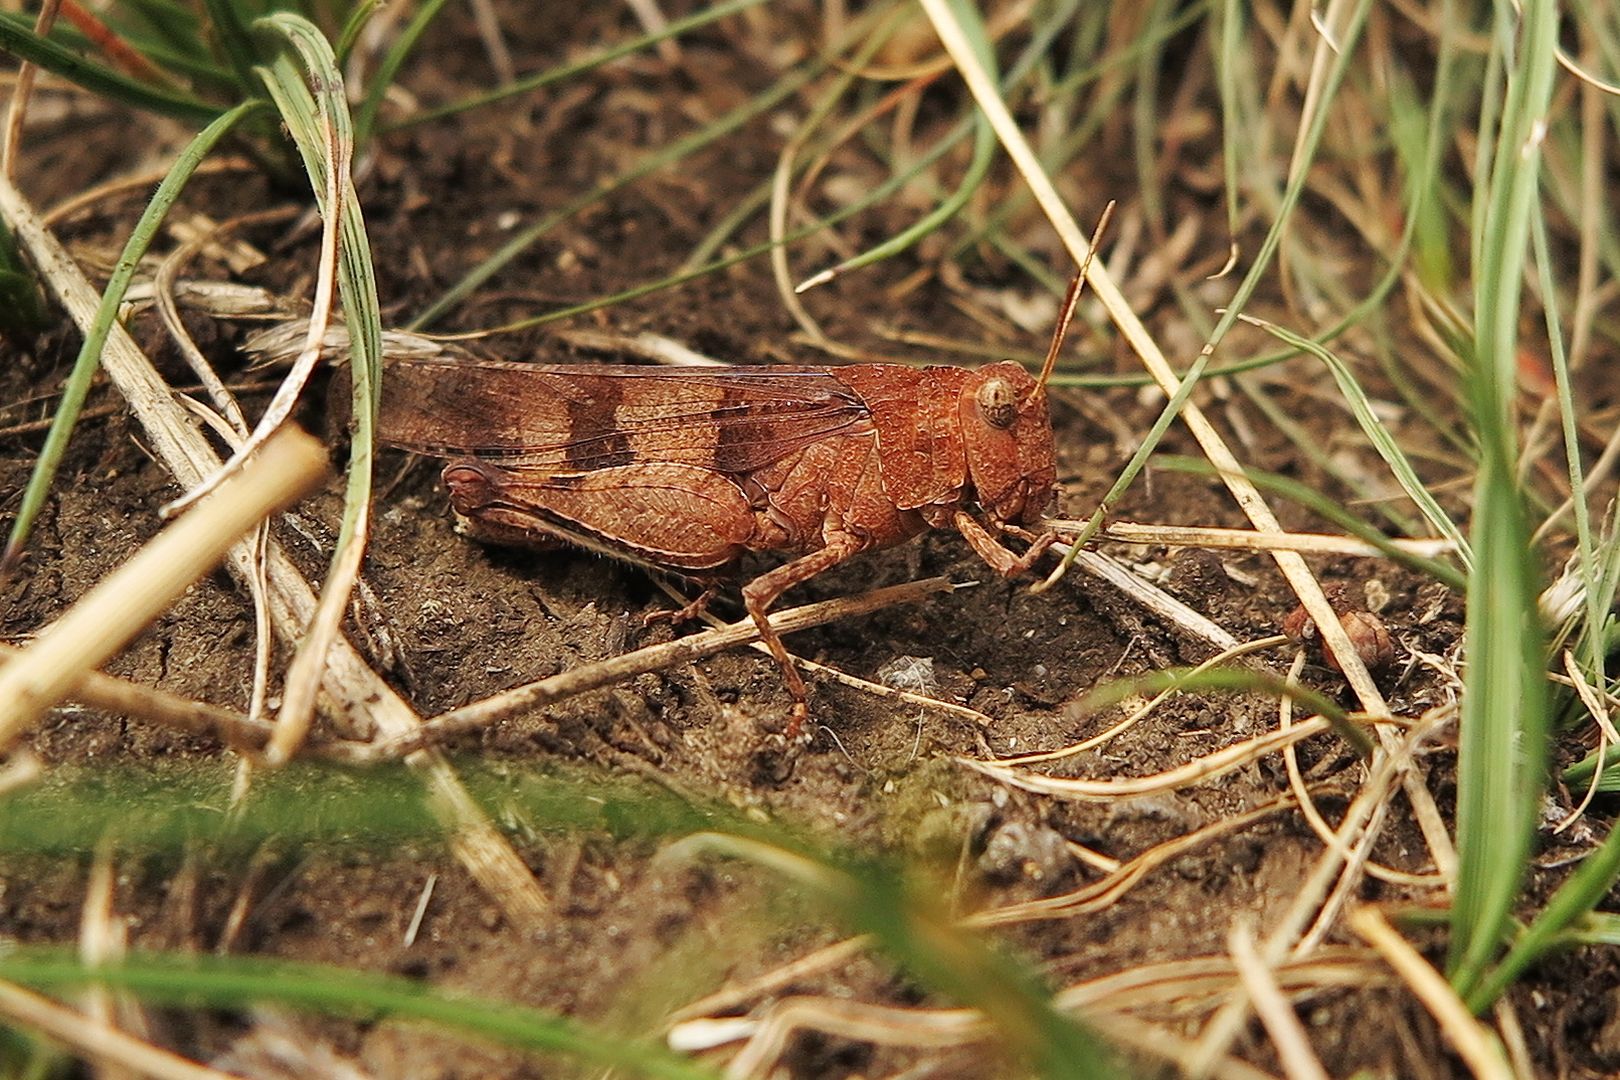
0 2 1613 1078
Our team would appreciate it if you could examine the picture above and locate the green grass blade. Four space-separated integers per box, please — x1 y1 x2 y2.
334 0 382 66
0 948 717 1080
799 0 1000 288
1446 0 1558 997
2 11 231 86
199 0 268 97
0 16 219 123
1464 819 1620 1012
0 760 735 855
475 111 978 336
0 100 260 573
0 215 45 335
1242 319 1471 564
252 12 382 751
351 0 453 145
385 0 773 132
406 54 828 330
1046 0 1373 565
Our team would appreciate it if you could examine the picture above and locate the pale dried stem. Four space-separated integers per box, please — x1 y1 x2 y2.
1348 907 1515 1080
769 96 829 343
41 159 257 228
668 937 870 1026
698 951 1392 1080
720 994 1282 1080
1054 948 1387 1015
788 650 994 727
623 0 680 65
0 172 550 927
724 997 986 1078
1053 545 1240 653
1553 650 1615 833
554 328 726 367
154 213 295 732
268 519 365 764
155 209 298 433
80 842 139 1080
469 0 517 80
969 795 1302 926
0 979 237 1080
1288 3 1463 883
1186 707 1451 1075
1086 520 1456 558
1567 55 1604 372
6 580 959 764
1091 1015 1281 1080
1227 919 1329 1080
987 634 1290 768
1494 997 1535 1080
1 0 62 178
0 644 274 752
652 577 997 728
0 749 43 796
0 428 327 751
960 718 1335 801
1281 652 1444 890
161 117 345 519
1533 413 1620 545
360 577 956 760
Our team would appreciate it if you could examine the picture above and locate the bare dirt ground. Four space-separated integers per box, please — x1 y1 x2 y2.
2 4 1617 1079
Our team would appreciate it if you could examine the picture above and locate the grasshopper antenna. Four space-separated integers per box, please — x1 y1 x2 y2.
1034 200 1116 394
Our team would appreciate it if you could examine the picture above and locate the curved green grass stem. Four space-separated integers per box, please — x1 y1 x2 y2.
0 99 263 575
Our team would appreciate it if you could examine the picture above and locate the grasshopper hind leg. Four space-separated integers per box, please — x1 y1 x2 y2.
739 534 864 739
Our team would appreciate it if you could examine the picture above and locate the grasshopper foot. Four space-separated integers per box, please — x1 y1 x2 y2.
641 586 719 629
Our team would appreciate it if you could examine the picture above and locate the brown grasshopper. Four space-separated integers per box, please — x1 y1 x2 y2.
377 272 1092 734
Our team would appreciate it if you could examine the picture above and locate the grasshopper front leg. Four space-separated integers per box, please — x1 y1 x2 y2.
740 533 864 737
954 511 1056 578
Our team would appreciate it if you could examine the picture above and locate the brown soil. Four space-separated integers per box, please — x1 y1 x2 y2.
2 5 1615 1079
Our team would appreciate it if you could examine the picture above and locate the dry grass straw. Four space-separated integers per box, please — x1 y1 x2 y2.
362 575 956 758
980 635 1291 770
38 159 257 228
0 170 551 929
972 797 1303 927
715 993 1277 1080
0 427 326 752
962 718 1337 801
1048 543 1241 653
1187 706 1453 1073
0 642 272 751
0 0 60 179
78 841 139 1080
1227 919 1329 1080
1349 906 1514 1080
0 977 237 1080
673 943 1390 1079
1093 520 1458 558
921 1 1465 913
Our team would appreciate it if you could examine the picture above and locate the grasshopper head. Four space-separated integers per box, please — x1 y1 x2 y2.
959 361 1056 526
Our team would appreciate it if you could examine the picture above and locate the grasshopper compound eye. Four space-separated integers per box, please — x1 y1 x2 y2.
975 376 1018 429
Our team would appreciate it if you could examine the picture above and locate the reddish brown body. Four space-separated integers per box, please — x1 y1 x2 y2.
377 357 1060 727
